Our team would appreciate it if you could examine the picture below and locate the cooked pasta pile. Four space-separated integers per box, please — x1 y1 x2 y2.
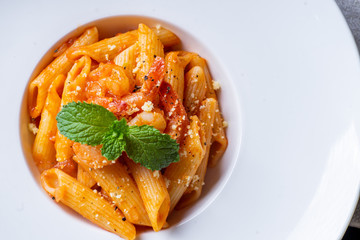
28 23 227 240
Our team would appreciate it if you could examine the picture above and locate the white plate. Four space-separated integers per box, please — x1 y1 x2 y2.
1 0 360 239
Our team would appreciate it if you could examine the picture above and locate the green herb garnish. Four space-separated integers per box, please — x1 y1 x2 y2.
56 102 179 170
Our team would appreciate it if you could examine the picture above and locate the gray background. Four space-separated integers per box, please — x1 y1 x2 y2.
336 0 360 51
335 0 360 51
335 0 360 228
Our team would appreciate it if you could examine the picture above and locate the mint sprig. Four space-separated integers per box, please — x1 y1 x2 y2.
56 102 180 170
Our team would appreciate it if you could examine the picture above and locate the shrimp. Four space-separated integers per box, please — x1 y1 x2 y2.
88 56 165 117
86 62 133 98
159 81 189 144
128 109 167 132
88 96 128 116
119 56 165 113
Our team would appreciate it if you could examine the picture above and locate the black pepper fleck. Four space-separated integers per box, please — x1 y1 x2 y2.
122 217 126 221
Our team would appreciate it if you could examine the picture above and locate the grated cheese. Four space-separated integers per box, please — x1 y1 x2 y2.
141 101 154 112
164 177 170 188
28 123 38 135
222 121 228 128
212 80 221 90
184 176 192 187
108 44 116 51
153 170 160 178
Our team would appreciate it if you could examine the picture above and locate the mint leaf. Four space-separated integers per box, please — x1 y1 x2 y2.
125 125 180 171
57 102 180 170
101 119 128 160
56 102 117 145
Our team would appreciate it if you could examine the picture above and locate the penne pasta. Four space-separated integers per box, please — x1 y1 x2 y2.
55 56 92 162
134 24 164 86
77 165 97 188
60 55 92 104
183 66 207 115
41 168 136 240
188 55 216 99
164 116 205 212
177 98 217 208
164 51 194 102
68 30 138 62
28 27 98 118
52 38 75 58
208 102 228 167
188 55 228 167
125 158 170 232
67 27 180 63
114 43 138 85
32 74 65 173
72 156 151 227
152 26 181 48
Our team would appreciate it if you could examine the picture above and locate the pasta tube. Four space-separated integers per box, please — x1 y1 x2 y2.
164 51 194 102
32 74 65 172
28 27 98 118
183 66 207 115
41 168 136 240
55 55 91 162
72 156 151 227
177 98 217 208
164 116 205 212
125 158 170 231
68 27 180 63
134 23 164 86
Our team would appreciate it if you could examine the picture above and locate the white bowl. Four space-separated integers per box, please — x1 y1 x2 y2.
19 14 242 230
1 1 360 240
